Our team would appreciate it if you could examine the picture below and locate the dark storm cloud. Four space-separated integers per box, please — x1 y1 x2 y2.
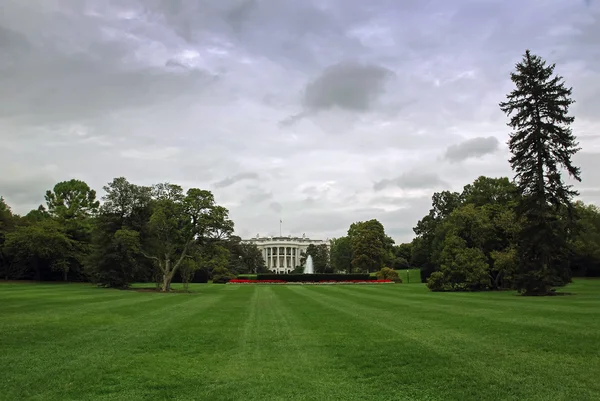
374 172 449 191
444 136 501 163
303 61 394 112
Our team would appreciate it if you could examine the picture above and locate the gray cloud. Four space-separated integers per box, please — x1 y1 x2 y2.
374 172 449 191
1 0 599 244
242 187 272 205
303 61 394 113
444 136 501 163
269 202 283 213
213 172 259 188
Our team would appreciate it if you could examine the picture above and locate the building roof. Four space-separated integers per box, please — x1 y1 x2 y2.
242 234 329 244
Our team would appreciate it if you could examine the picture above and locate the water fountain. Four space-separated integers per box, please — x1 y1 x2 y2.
304 255 314 274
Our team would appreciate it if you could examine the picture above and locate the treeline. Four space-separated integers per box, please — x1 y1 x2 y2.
410 177 600 291
0 178 267 291
328 219 412 273
411 50 595 295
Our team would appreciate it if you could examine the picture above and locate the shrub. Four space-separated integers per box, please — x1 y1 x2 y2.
376 267 402 283
212 274 234 284
426 271 448 291
212 266 235 284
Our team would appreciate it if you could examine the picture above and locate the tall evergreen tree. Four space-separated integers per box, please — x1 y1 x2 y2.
499 50 581 295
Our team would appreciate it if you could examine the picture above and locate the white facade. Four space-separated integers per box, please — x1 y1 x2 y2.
241 234 330 274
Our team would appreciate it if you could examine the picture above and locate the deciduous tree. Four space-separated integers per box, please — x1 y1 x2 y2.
330 236 352 272
349 219 388 273
144 185 234 291
4 219 73 281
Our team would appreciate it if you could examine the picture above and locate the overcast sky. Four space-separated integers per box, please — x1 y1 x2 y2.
1 0 599 243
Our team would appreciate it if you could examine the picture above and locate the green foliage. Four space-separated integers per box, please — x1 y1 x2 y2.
211 265 235 284
87 228 143 289
349 219 390 273
178 258 199 291
427 235 490 292
394 243 412 263
300 243 330 273
376 267 402 283
500 50 581 295
330 236 352 272
45 179 100 220
570 202 600 277
86 178 153 288
389 256 409 270
239 242 267 274
4 219 74 281
0 197 17 279
413 176 523 291
413 190 463 282
144 184 234 291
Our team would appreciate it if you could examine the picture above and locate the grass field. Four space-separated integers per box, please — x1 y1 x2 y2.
1 280 599 400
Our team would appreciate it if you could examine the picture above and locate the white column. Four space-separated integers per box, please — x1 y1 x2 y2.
264 248 268 269
294 247 298 268
271 247 275 271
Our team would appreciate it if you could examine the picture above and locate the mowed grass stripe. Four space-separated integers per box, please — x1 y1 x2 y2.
194 285 370 400
2 282 600 400
293 285 600 400
278 285 432 401
1 288 226 400
341 283 600 315
286 285 483 400
330 285 600 335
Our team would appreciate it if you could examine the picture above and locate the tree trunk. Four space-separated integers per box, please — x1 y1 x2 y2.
161 257 171 292
63 269 68 282
162 272 171 292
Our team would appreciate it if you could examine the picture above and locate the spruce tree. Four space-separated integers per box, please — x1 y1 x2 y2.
500 50 581 295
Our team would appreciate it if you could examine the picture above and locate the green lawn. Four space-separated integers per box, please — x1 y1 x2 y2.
1 281 599 400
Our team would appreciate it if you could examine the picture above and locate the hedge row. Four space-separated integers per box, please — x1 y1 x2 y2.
256 273 373 282
170 268 209 284
237 274 258 280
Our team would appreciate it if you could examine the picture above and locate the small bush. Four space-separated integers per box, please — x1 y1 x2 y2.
376 267 402 283
426 271 447 291
212 275 234 284
212 266 235 284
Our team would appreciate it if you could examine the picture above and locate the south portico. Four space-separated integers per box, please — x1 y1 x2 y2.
241 234 330 274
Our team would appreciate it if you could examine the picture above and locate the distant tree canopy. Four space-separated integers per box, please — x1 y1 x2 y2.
329 219 404 273
300 243 330 273
412 50 590 295
412 174 600 292
0 177 269 291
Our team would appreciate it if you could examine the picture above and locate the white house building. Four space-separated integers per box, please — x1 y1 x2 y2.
241 234 331 274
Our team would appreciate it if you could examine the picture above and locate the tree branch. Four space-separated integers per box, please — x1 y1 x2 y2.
140 250 160 264
171 238 195 277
